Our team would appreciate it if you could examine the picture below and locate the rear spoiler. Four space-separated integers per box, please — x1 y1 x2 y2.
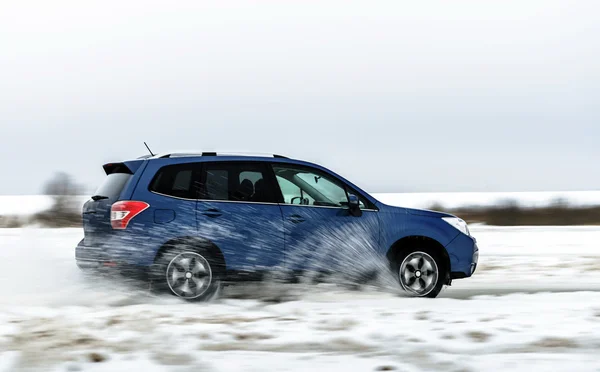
102 160 144 175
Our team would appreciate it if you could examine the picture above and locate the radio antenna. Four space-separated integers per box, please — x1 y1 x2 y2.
144 142 155 157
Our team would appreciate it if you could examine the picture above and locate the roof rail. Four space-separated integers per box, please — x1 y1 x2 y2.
152 152 288 159
156 152 204 159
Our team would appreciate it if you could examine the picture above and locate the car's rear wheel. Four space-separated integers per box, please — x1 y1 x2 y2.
154 245 221 301
397 249 444 298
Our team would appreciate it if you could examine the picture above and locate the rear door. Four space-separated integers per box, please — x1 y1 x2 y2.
272 163 380 273
144 161 201 233
83 162 139 247
196 161 285 271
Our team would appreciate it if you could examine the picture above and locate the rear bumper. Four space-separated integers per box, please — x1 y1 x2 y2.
75 239 150 279
76 259 101 269
75 239 107 265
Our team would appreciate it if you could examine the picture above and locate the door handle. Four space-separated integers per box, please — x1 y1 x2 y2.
201 208 222 218
288 214 306 224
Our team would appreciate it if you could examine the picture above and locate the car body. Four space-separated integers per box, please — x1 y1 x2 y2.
76 152 478 299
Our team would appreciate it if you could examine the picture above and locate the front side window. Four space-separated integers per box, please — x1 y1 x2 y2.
276 175 316 205
273 165 349 207
200 162 277 203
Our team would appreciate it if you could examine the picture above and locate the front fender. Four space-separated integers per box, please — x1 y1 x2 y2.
378 208 460 255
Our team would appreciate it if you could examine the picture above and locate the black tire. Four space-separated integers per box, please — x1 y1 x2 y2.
395 247 445 298
151 242 222 301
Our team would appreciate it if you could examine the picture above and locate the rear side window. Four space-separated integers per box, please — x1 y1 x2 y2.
94 173 132 200
205 169 228 200
149 163 200 199
200 162 278 203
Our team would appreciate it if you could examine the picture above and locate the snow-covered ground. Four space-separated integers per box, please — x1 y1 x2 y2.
1 226 599 371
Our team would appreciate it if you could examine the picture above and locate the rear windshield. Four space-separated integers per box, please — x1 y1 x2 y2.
94 173 132 200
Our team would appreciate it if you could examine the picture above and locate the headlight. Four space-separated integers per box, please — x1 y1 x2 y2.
442 217 470 236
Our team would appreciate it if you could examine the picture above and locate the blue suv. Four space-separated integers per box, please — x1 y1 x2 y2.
76 152 478 299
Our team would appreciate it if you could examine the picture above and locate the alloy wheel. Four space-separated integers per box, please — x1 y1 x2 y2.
166 252 213 299
399 251 439 296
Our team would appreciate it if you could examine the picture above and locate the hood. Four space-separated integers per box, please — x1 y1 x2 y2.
405 207 454 218
375 201 455 218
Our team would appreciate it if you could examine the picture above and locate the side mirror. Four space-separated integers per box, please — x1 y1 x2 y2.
348 194 362 216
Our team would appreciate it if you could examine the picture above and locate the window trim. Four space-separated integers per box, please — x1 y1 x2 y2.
149 190 197 201
145 160 379 211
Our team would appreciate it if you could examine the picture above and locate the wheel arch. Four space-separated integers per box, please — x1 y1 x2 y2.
154 236 226 274
386 235 451 282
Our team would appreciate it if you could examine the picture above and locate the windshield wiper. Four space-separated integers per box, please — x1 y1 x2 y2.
91 195 109 201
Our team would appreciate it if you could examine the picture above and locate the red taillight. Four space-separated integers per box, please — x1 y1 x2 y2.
110 201 149 229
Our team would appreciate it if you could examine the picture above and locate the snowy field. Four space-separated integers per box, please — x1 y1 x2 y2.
1 226 600 371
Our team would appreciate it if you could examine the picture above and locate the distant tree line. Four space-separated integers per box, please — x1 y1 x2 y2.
430 198 600 226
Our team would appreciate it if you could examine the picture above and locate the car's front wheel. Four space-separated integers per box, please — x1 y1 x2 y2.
154 245 221 301
397 249 444 298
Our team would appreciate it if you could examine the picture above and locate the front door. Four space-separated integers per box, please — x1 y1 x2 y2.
196 161 284 272
272 164 380 275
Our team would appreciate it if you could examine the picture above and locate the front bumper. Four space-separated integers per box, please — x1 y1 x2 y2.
445 233 479 279
471 242 479 275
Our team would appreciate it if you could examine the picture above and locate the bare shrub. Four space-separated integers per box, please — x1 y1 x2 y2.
531 336 578 349
465 330 492 342
32 172 83 228
0 215 26 228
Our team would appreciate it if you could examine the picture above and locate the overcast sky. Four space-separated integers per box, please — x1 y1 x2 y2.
1 0 598 195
